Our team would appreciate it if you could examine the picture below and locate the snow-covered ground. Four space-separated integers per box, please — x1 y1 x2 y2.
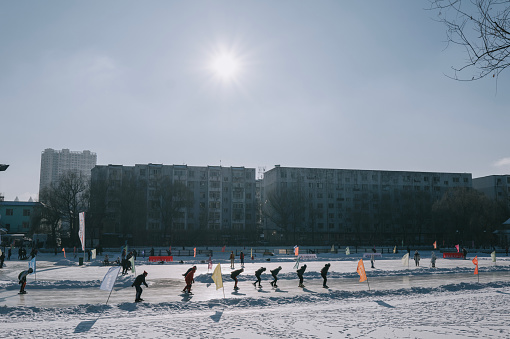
1 249 509 338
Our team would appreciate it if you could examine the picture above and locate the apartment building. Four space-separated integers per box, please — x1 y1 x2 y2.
261 166 472 245
39 148 97 192
90 164 257 245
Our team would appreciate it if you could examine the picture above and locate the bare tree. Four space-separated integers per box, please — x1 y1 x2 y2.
263 186 305 243
34 187 62 249
40 171 89 247
430 0 510 80
155 177 194 243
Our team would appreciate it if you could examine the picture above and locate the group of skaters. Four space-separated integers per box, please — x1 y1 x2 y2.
180 262 333 295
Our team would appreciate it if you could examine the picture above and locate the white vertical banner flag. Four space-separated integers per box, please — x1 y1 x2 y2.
402 253 409 266
29 257 36 274
345 247 350 255
100 266 121 292
78 212 85 251
91 249 97 260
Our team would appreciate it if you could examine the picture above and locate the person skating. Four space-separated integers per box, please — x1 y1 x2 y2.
230 251 235 269
414 250 420 266
0 250 5 268
18 268 33 294
231 268 243 290
321 263 331 288
297 264 307 287
240 251 245 267
183 266 197 294
270 266 282 288
182 266 197 281
462 247 468 260
253 267 266 287
8 247 11 260
132 271 148 302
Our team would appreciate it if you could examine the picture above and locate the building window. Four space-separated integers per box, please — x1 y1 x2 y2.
23 209 31 217
22 222 29 229
444 181 449 185
6 209 13 216
318 223 324 229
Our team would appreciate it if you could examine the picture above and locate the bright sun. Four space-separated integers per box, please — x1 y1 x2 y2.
210 53 240 80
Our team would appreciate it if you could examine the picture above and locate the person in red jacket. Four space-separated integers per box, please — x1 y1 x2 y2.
183 266 197 294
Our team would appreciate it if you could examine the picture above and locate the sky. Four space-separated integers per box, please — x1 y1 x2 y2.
1 1 509 202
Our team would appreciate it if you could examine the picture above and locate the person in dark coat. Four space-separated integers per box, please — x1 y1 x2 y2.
296 264 307 287
183 266 196 294
230 268 243 290
0 251 5 268
240 251 245 267
321 263 331 288
18 268 33 294
414 250 420 267
270 266 282 288
253 267 266 287
462 247 468 260
8 247 11 260
150 247 155 256
132 271 148 302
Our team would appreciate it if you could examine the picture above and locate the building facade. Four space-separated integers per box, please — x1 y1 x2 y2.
90 164 257 246
39 148 97 192
261 166 472 245
0 201 41 234
473 175 510 210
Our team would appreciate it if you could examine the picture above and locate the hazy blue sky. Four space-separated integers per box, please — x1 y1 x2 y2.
1 1 509 201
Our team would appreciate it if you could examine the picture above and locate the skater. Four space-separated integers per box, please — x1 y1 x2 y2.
414 250 420 266
230 251 235 269
321 263 331 288
18 268 33 294
296 264 307 287
231 268 243 290
270 266 282 288
240 251 245 267
8 247 11 260
462 247 468 260
253 267 266 287
103 254 109 266
0 250 5 268
183 266 197 294
132 271 148 302
150 247 155 256
431 251 437 268
182 266 197 279
370 254 375 269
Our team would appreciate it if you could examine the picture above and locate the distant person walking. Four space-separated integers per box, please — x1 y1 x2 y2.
253 267 266 287
0 250 5 268
240 251 245 267
270 266 282 288
321 263 331 288
431 251 437 268
132 271 148 302
231 268 243 290
297 264 307 288
230 251 235 269
414 250 420 266
462 247 468 260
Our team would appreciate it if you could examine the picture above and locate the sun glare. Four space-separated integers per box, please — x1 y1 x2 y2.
210 53 240 80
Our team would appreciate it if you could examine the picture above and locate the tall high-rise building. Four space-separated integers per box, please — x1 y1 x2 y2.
39 148 97 192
